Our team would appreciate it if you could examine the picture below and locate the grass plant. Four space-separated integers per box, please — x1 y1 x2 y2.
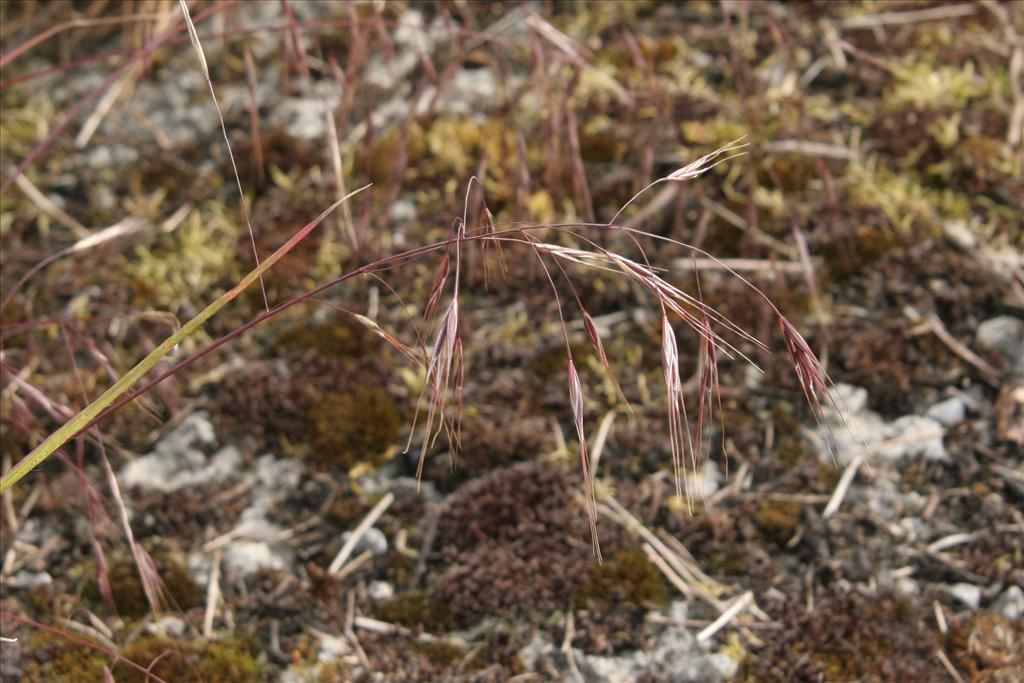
6 2 1016 679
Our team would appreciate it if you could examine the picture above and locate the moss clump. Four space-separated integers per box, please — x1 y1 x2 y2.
375 590 454 631
529 341 591 383
21 632 109 682
702 549 748 577
745 590 946 682
948 611 1023 680
112 636 263 683
819 222 900 284
307 386 401 468
83 552 203 619
755 500 801 545
275 314 372 360
769 402 810 469
575 548 669 609
412 640 466 666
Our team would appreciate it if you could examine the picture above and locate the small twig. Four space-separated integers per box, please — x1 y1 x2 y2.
933 600 948 634
560 609 584 683
588 409 617 475
839 3 976 29
697 591 753 643
673 257 805 275
926 532 978 554
13 174 89 238
332 550 374 582
935 648 966 683
648 613 782 630
697 197 791 256
764 139 858 160
345 591 372 671
642 542 691 597
328 491 394 575
202 552 221 638
353 616 403 635
823 452 865 518
909 312 1001 383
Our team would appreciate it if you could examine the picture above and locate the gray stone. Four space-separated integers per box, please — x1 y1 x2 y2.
816 384 948 463
976 316 1024 373
10 571 52 589
665 653 738 683
341 527 388 557
992 585 1024 621
367 581 395 602
925 396 967 426
145 616 187 637
120 444 241 492
224 541 289 575
947 583 981 610
943 219 977 250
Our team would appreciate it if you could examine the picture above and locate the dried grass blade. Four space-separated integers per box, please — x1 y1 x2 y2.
0 187 368 493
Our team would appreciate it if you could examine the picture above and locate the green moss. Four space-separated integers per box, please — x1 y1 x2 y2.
412 640 465 666
83 552 203 619
275 314 371 360
375 590 454 630
307 386 401 469
702 549 748 577
819 223 900 284
775 436 809 469
22 631 109 682
575 548 669 608
110 636 263 683
755 500 801 545
317 659 355 682
126 201 241 312
770 402 810 469
530 342 588 382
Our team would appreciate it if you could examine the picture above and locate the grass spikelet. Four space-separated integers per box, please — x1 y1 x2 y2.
582 310 628 407
423 252 450 322
778 314 830 422
568 356 601 562
660 314 693 508
609 137 749 225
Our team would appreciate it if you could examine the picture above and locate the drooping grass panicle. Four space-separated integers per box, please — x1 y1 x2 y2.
518 230 603 558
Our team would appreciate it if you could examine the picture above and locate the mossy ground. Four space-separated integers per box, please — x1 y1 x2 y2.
1 1 1021 681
